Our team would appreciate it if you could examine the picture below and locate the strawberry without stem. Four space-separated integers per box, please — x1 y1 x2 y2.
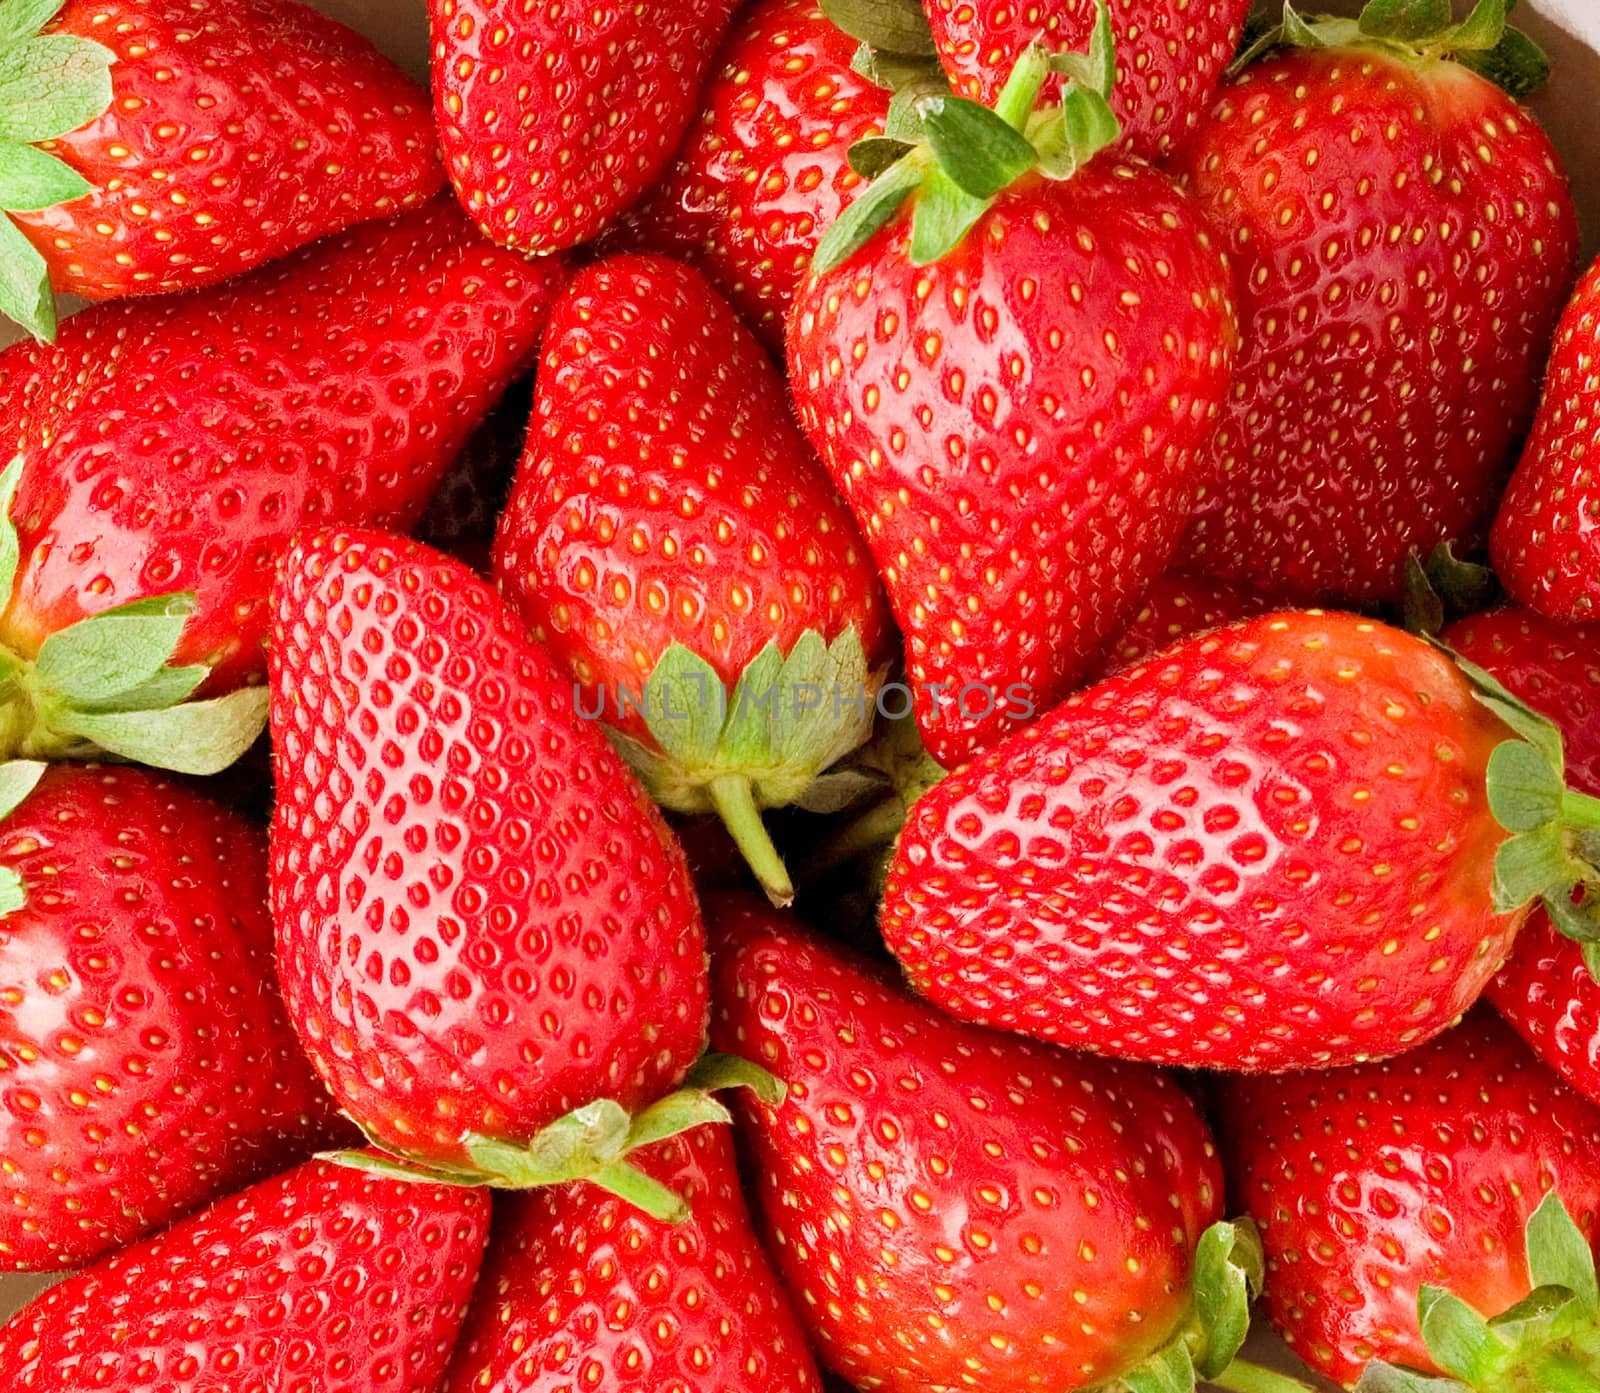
0 761 339 1271
1174 1 1578 606
430 0 739 256
0 1156 491 1391
0 198 563 778
493 254 890 905
4 0 441 329
881 610 1600 1072
1491 254 1600 623
708 894 1283 1393
1221 1012 1600 1389
443 1124 822 1393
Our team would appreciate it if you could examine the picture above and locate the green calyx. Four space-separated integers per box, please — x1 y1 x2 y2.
323 1053 785 1224
0 459 269 775
605 629 881 908
1356 1195 1600 1393
0 756 44 916
813 0 1122 273
1403 543 1502 639
0 0 116 340
1235 0 1549 100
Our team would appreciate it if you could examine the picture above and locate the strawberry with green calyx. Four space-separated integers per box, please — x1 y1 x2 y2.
1175 0 1577 608
493 254 891 908
708 893 1310 1393
882 611 1600 1072
271 528 779 1224
789 3 1238 769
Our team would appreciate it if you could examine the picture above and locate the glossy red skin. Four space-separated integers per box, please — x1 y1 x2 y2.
493 254 889 745
1446 608 1600 1107
430 0 739 255
0 1157 491 1391
788 164 1237 769
1175 48 1578 605
14 0 441 301
269 529 708 1164
925 0 1250 160
881 611 1519 1071
1221 1012 1600 1387
708 894 1223 1393
444 1125 822 1392
1492 255 1600 622
0 198 565 696
615 0 889 350
1088 570 1270 682
0 764 340 1273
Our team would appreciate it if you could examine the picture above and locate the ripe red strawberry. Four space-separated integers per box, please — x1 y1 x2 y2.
1174 5 1578 606
0 761 340 1272
1442 607 1600 1108
493 254 890 904
1221 1011 1600 1388
0 1156 491 1391
707 893 1292 1393
270 528 736 1217
1491 254 1600 623
788 30 1238 768
0 199 564 777
924 0 1251 158
430 0 740 255
615 0 891 350
880 610 1600 1072
1089 570 1269 681
0 0 441 338
443 1124 823 1392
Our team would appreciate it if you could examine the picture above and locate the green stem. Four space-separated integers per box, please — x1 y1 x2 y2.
707 774 794 908
1207 1358 1321 1393
1564 789 1600 834
587 1160 689 1225
993 43 1051 132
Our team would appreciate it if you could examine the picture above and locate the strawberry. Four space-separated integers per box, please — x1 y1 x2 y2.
0 760 339 1272
707 892 1291 1393
0 0 442 340
1221 1011 1600 1389
880 609 1600 1072
1442 607 1600 1108
921 0 1251 157
430 0 740 256
492 253 891 905
0 198 565 778
0 1155 491 1391
615 0 891 350
1491 253 1600 623
271 528 769 1221
1089 570 1269 681
1173 1 1578 606
788 18 1238 768
443 1123 823 1392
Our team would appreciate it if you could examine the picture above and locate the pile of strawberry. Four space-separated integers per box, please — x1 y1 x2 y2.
0 0 1598 1389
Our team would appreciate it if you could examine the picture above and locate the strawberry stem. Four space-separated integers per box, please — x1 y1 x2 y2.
1207 1358 1320 1393
708 773 794 907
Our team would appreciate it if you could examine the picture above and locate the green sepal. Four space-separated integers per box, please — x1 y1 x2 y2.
908 163 988 264
1487 740 1565 834
1123 1338 1196 1393
0 215 54 340
820 0 936 57
849 135 916 179
1526 1190 1600 1314
318 1147 492 1188
1583 941 1600 984
684 1051 787 1106
850 42 946 94
791 766 886 814
642 644 726 770
46 686 269 775
1456 23 1549 100
1418 1287 1502 1384
0 0 69 50
0 455 21 602
32 592 198 706
0 757 44 822
1360 0 1454 41
1401 543 1501 638
1491 826 1578 917
1031 85 1121 182
915 94 1039 199
1044 0 1115 99
1190 1220 1265 1378
813 151 923 273
1449 0 1513 50
0 141 88 211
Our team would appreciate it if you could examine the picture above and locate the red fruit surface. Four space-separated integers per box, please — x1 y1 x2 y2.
1175 46 1577 605
0 764 338 1273
0 199 565 695
14 0 441 301
925 0 1251 159
494 253 889 742
1221 1012 1600 1387
430 0 739 255
0 1157 491 1391
1448 608 1600 1108
1492 254 1600 622
881 611 1520 1071
269 529 707 1164
1089 570 1270 681
616 0 890 350
708 894 1223 1393
444 1125 822 1392
788 164 1237 769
